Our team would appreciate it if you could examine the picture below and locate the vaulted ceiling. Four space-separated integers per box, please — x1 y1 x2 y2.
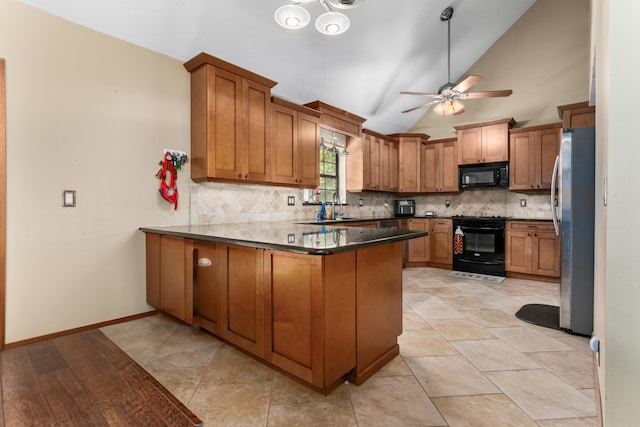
17 0 536 134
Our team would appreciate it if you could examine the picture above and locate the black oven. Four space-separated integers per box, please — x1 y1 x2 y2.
453 217 506 277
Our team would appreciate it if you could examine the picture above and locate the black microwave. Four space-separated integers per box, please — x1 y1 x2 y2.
459 162 509 189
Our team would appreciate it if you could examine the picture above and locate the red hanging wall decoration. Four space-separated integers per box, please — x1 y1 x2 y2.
158 152 178 210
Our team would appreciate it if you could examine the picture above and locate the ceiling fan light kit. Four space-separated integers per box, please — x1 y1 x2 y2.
401 7 512 115
275 0 361 35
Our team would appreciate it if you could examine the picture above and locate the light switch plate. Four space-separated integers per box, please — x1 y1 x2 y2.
63 190 76 207
520 199 526 207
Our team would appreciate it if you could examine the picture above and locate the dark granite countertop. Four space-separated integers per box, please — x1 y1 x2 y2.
139 221 427 255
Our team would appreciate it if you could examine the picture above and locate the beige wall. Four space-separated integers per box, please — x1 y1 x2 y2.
595 0 640 424
0 0 190 343
409 0 591 139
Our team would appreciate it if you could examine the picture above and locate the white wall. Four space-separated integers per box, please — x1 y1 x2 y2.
0 0 190 343
598 0 640 423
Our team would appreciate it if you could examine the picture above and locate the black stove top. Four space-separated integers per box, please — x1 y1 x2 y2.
452 215 507 219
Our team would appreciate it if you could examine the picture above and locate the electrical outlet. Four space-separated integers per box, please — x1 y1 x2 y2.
520 199 527 207
359 199 363 206
288 233 296 243
445 200 451 208
287 196 295 206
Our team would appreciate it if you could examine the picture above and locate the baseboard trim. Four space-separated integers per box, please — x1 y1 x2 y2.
4 310 159 349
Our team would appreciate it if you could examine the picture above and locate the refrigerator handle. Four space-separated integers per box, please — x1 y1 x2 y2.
551 155 560 235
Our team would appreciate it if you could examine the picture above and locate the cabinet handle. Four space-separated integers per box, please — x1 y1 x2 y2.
245 174 248 179
238 173 242 178
198 258 212 267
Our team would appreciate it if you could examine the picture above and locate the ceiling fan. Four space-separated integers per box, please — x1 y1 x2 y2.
401 6 513 115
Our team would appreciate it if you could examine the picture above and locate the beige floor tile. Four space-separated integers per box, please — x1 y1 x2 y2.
398 330 459 357
370 354 413 378
270 372 350 405
267 400 357 426
432 394 538 426
486 370 596 420
142 360 211 405
527 350 595 389
488 326 573 352
188 381 272 427
451 339 540 371
427 318 497 341
536 417 599 426
426 286 466 297
349 375 446 426
405 355 500 397
437 295 492 310
403 311 433 330
404 292 467 320
200 344 275 385
461 309 525 327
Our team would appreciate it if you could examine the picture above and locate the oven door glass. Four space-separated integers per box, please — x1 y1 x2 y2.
458 226 504 262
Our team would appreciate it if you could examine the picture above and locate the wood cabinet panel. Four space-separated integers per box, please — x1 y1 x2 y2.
455 118 515 165
509 124 561 191
389 133 430 193
353 242 402 384
430 219 453 265
380 139 390 191
145 233 161 309
159 235 192 324
369 134 380 190
188 61 275 182
408 218 429 263
505 221 560 278
557 102 595 128
421 138 458 193
193 242 218 332
219 245 264 357
389 140 399 192
347 130 398 192
271 98 320 187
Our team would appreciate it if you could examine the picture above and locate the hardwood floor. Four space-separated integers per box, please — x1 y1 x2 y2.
1 329 202 426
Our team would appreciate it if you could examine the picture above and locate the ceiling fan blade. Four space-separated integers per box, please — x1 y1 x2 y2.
401 100 441 113
452 75 483 93
400 91 440 97
465 89 513 99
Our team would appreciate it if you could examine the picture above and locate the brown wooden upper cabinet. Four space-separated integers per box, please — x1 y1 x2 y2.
271 97 321 187
388 133 430 193
346 130 399 193
509 123 561 191
454 118 516 165
184 53 277 182
420 138 458 193
303 100 366 138
557 102 595 129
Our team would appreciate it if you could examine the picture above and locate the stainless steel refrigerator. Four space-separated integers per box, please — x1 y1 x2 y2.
551 126 595 336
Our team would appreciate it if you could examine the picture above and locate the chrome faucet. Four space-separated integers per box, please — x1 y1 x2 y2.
332 192 340 219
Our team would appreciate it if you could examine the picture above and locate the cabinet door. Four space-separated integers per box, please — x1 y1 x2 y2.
297 111 320 187
271 103 298 185
457 127 482 164
399 137 421 192
420 143 438 192
379 139 390 191
536 128 560 190
145 233 161 309
505 230 533 274
244 79 271 182
264 250 323 385
208 67 243 180
389 140 399 192
441 140 459 192
430 220 453 265
369 135 381 190
193 242 219 332
482 123 509 163
219 245 264 357
408 219 429 262
509 132 535 190
159 235 192 324
532 231 561 277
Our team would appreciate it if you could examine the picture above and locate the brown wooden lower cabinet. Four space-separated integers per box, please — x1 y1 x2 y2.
430 219 453 266
407 218 429 264
143 233 403 394
505 221 560 279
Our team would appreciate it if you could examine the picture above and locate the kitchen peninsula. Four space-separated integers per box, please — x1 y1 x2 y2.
140 222 426 394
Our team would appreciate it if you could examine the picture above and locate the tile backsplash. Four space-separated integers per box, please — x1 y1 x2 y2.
191 182 552 224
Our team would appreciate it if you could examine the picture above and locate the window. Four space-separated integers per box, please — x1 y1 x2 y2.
317 149 338 203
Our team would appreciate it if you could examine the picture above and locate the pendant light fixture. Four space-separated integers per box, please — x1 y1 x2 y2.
274 0 363 36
